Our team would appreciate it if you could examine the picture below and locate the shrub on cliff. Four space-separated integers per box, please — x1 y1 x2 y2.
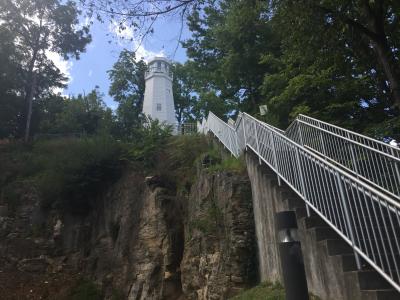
126 119 172 168
34 136 124 212
0 136 125 214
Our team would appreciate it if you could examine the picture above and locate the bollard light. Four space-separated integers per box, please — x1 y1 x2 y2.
276 211 309 300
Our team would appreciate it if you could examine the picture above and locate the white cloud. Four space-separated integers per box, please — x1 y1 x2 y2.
45 50 73 95
108 21 165 62
108 21 135 40
88 70 93 77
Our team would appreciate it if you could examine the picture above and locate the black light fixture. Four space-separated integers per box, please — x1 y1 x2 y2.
276 211 309 300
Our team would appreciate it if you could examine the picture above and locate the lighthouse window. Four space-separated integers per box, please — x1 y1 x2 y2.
156 103 162 111
157 62 161 70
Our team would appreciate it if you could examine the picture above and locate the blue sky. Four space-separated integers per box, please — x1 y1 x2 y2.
61 16 190 109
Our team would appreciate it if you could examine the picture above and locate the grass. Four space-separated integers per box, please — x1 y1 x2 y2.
208 155 246 173
230 282 321 300
230 282 285 300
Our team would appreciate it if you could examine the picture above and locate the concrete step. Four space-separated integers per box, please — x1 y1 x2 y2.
295 206 308 219
283 197 305 210
323 239 353 255
311 226 340 241
357 270 393 290
304 215 329 229
341 254 361 272
339 253 378 272
360 289 400 300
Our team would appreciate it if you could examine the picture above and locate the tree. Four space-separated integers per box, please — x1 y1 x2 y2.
172 62 197 124
0 0 91 141
0 26 25 138
108 49 147 138
303 0 400 109
265 0 399 134
82 0 203 36
183 1 278 115
49 88 113 135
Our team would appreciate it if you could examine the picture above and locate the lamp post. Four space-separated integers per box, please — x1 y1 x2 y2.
276 211 309 300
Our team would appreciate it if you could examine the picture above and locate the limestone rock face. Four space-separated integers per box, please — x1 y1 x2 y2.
180 170 257 300
0 167 256 299
70 173 184 300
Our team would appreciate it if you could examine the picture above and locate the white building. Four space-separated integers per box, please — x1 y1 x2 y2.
142 57 177 128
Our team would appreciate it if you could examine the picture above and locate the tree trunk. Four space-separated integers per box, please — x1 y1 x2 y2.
372 39 400 109
361 0 400 109
24 72 37 142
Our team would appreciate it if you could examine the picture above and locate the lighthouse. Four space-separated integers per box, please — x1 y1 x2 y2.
142 57 177 128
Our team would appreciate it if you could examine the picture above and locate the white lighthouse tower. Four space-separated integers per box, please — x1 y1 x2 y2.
142 57 177 128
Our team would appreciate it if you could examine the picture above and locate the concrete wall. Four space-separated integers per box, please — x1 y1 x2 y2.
245 150 351 300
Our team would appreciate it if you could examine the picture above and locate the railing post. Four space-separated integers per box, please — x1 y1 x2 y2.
347 132 360 177
253 120 262 165
270 130 281 186
297 121 304 146
234 127 240 157
295 147 310 216
317 121 327 155
391 148 400 193
335 171 361 269
243 115 248 151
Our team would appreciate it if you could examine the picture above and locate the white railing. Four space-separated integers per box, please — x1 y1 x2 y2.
203 112 400 293
285 115 400 200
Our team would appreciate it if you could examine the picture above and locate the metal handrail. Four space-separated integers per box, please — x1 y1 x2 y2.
203 111 400 293
285 114 400 199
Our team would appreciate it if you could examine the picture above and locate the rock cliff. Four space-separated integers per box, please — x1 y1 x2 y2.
0 163 257 299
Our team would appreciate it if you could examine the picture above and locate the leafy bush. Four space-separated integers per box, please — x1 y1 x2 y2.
0 136 125 214
208 155 246 173
162 134 210 187
33 136 124 212
127 119 172 168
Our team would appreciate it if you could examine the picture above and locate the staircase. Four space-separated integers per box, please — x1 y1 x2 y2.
201 112 400 298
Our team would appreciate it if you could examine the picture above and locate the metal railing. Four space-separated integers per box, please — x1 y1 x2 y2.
203 111 400 293
176 123 198 135
285 114 400 199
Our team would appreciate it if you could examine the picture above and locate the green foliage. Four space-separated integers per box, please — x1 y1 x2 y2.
172 62 197 124
184 1 278 116
230 281 284 300
181 0 400 138
208 155 246 174
191 199 224 235
108 50 147 138
230 281 321 300
162 134 210 185
0 136 124 214
37 88 114 136
69 279 103 300
34 136 123 211
0 0 91 139
190 218 216 235
127 119 172 168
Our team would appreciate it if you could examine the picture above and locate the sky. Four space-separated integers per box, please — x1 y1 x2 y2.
58 16 190 109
